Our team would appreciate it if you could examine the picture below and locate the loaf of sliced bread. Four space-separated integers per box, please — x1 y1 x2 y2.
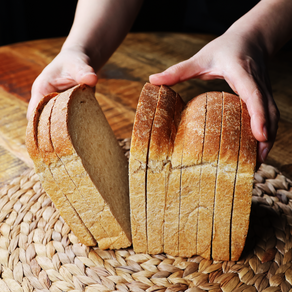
231 99 257 261
26 93 96 246
196 92 223 259
49 85 131 249
179 93 207 257
129 83 160 253
147 86 183 254
212 92 241 261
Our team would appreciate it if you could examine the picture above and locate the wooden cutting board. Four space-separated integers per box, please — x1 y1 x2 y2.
0 33 291 186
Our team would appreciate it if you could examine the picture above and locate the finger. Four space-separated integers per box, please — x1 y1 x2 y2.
225 65 269 144
149 56 211 86
257 96 279 163
78 72 98 87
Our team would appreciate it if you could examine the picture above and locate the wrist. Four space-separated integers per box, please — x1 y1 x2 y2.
226 0 292 57
61 41 101 72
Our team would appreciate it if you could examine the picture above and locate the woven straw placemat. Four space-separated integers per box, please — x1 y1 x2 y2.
0 139 292 292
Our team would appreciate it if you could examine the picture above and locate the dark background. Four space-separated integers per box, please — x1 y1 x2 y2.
0 0 291 49
0 0 259 45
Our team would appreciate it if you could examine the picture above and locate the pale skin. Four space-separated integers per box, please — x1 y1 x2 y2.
28 0 292 163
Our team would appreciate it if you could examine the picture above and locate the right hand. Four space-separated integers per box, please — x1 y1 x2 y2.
27 47 98 119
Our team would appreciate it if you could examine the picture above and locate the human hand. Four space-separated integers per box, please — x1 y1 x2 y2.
149 30 279 163
27 47 98 119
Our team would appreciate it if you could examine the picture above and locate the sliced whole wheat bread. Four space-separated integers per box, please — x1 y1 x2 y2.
179 93 207 257
50 85 131 249
212 92 241 261
147 86 184 254
129 83 160 253
196 92 223 259
26 94 96 246
231 99 257 261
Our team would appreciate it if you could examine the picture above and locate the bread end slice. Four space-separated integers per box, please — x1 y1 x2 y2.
50 85 131 249
231 99 257 261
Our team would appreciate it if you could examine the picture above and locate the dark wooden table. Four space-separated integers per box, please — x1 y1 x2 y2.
0 33 291 186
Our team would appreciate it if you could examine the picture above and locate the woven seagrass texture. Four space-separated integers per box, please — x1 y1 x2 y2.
0 138 292 292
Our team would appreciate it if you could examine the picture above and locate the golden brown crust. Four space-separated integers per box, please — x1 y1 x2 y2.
50 85 131 249
147 85 179 254
37 97 96 246
129 83 160 253
197 92 223 259
26 93 58 162
179 93 207 257
212 92 241 261
231 99 257 261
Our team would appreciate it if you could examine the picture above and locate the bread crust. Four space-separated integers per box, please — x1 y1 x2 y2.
26 93 96 246
163 98 186 256
147 86 181 254
212 92 241 261
231 99 257 261
197 92 223 259
179 93 207 257
129 83 160 253
50 85 131 249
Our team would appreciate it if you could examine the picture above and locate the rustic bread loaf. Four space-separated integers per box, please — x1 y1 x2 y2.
26 94 96 246
196 92 223 259
212 92 241 261
179 93 207 257
231 99 257 261
147 86 183 254
129 83 160 253
50 85 131 249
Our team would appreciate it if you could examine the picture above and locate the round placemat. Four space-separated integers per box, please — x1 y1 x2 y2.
0 138 292 292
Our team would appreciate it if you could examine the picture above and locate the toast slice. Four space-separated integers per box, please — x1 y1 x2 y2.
146 86 183 254
129 83 160 253
231 99 257 261
163 104 187 256
50 85 131 249
26 94 96 246
212 92 241 261
179 93 207 257
196 92 223 259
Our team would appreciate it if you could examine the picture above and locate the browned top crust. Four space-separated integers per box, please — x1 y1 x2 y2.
26 93 58 162
130 83 160 164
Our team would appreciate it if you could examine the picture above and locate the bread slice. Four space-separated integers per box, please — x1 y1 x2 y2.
129 83 160 253
212 92 241 261
163 103 187 256
146 86 183 254
26 94 96 246
231 99 257 261
50 85 131 249
41 94 110 248
179 93 207 257
196 92 223 259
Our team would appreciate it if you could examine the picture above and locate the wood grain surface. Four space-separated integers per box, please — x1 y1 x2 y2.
0 33 291 186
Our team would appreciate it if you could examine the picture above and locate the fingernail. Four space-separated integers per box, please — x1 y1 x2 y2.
262 126 268 141
261 147 269 162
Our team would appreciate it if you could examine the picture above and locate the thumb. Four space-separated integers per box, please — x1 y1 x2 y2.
75 65 98 87
149 57 205 86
